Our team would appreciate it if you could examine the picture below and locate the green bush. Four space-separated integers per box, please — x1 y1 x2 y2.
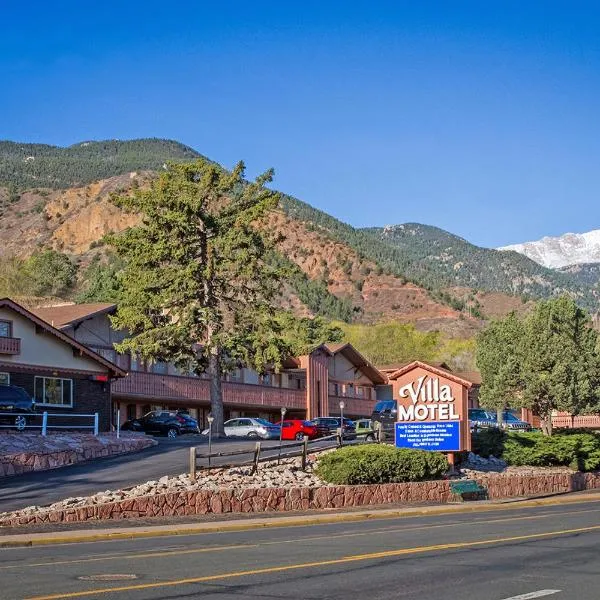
471 428 507 458
502 431 600 471
315 445 449 485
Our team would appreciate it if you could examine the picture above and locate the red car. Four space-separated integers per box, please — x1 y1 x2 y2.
277 419 318 441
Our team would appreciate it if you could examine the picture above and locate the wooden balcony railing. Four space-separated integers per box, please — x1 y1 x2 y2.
0 337 20 355
112 371 306 410
328 395 376 417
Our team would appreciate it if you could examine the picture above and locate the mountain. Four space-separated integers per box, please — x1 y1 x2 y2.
0 137 593 335
0 139 201 189
360 223 596 308
499 229 600 269
0 145 480 337
558 263 600 290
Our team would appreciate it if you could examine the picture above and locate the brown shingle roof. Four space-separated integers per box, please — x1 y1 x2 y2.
0 298 125 377
455 370 482 385
32 303 116 329
323 343 387 385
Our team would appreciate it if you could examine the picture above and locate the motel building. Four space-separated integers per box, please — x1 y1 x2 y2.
6 299 594 433
30 303 389 429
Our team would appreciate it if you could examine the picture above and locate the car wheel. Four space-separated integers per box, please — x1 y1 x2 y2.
167 428 179 439
14 415 27 431
366 433 375 442
295 432 304 441
247 431 259 439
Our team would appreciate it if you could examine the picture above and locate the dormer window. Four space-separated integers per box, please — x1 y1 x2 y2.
0 321 12 338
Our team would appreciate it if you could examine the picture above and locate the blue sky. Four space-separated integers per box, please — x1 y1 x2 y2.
2 1 600 248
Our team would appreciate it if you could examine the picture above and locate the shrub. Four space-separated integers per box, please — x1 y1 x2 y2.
471 428 507 458
501 431 600 471
315 445 448 485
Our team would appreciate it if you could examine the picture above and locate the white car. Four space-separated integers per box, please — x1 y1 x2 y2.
202 418 281 439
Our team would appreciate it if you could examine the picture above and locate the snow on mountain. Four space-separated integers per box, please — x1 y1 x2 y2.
499 229 600 269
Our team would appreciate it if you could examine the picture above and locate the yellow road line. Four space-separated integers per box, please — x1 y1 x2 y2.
5 506 599 571
5 506 600 571
25 524 600 600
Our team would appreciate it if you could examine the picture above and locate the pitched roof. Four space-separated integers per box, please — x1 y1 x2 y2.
323 343 387 385
31 303 116 330
455 370 482 385
377 361 452 374
387 360 472 388
0 298 125 377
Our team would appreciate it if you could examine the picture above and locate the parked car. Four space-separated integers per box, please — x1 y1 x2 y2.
311 417 356 439
0 385 36 431
468 408 498 431
201 418 280 439
469 408 532 431
355 418 376 440
122 411 199 438
496 411 532 431
277 419 318 441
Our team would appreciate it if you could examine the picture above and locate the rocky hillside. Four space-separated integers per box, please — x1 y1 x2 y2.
361 223 597 309
1 137 577 336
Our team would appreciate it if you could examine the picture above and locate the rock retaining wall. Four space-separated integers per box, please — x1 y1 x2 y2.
0 433 155 478
3 472 599 527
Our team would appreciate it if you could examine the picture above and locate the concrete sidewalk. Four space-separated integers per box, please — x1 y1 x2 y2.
1 490 599 548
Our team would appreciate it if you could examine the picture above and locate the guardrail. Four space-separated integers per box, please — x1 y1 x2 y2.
0 412 99 436
188 429 382 480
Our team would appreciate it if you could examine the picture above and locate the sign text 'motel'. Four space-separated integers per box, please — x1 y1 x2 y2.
392 369 469 452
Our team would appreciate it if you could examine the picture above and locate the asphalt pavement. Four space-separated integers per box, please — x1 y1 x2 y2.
0 435 301 513
1 497 599 600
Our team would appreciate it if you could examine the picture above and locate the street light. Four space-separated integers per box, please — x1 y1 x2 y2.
339 400 345 445
207 414 214 468
278 407 287 464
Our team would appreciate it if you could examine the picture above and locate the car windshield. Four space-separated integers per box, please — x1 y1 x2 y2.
503 413 520 422
255 418 275 426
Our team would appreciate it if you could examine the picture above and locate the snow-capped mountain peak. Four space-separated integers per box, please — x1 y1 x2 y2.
499 229 600 269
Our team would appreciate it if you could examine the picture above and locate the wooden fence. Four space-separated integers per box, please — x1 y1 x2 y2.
188 430 381 480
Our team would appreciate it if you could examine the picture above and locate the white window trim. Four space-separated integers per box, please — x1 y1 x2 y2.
34 376 74 408
0 372 9 385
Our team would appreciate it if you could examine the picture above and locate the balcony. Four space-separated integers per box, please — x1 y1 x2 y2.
0 336 20 355
328 395 376 417
112 371 306 410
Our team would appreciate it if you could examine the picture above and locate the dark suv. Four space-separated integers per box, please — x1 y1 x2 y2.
122 411 200 438
371 400 397 440
0 385 36 431
311 417 356 439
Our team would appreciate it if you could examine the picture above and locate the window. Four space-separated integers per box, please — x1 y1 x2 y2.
34 377 73 407
116 353 130 371
0 320 12 338
152 361 168 375
228 368 243 383
130 355 145 372
96 348 116 362
0 373 9 386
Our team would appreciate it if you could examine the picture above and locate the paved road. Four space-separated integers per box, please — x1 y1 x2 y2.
1 498 599 599
0 435 306 513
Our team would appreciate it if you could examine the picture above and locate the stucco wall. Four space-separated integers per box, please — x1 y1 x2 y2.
0 308 105 373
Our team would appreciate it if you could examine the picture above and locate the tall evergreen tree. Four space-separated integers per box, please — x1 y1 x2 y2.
477 297 600 435
108 159 340 436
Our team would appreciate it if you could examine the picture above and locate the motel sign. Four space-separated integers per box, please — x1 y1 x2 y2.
387 362 472 453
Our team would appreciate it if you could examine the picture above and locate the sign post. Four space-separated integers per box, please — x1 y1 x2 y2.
387 362 472 465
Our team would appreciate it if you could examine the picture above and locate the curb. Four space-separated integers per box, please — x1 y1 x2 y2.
1 492 599 548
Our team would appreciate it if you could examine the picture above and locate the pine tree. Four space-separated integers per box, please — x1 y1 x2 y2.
476 297 600 435
108 158 340 436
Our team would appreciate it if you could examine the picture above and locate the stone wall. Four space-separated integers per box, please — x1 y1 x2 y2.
0 433 155 478
3 472 600 527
